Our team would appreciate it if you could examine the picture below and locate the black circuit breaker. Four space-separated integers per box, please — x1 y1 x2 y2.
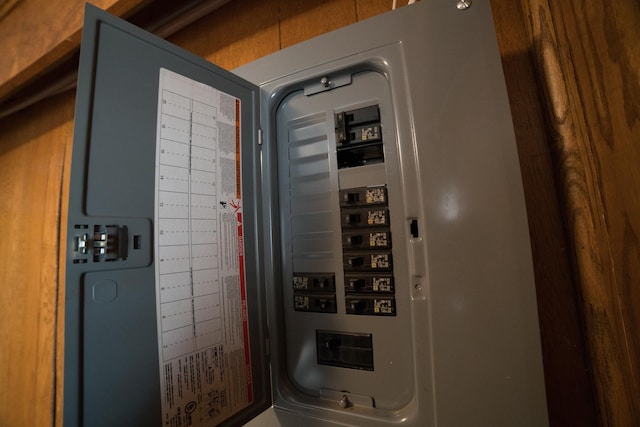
339 183 396 316
335 105 384 168
292 273 337 313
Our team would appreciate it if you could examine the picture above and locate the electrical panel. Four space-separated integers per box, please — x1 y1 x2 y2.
64 2 549 427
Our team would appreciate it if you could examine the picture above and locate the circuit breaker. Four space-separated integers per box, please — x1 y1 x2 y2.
64 2 548 427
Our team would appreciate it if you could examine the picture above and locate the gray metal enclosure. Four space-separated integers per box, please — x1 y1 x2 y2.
65 1 548 426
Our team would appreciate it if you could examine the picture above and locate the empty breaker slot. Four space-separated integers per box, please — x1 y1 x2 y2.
337 146 384 169
335 105 384 169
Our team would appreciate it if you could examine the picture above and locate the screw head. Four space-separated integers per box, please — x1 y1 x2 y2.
457 0 472 10
339 395 351 408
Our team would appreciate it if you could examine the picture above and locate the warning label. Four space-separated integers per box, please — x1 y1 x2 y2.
161 345 250 426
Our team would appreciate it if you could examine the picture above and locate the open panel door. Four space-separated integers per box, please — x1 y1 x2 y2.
64 5 269 427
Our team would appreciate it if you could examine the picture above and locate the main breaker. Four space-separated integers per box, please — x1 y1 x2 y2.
64 2 548 426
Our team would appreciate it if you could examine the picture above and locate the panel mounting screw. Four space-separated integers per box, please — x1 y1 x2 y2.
321 76 331 87
457 0 472 10
339 394 351 408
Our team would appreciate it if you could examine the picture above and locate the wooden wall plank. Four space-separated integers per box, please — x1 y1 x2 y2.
0 0 147 100
520 0 640 424
278 0 356 49
0 89 74 427
55 93 75 427
166 0 403 71
550 0 640 423
490 1 598 425
167 0 280 70
356 0 407 21
552 4 640 415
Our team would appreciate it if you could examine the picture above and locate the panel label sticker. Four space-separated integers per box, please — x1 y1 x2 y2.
154 68 251 426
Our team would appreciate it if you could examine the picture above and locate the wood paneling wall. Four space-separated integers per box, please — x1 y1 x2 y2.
503 0 640 425
0 0 637 426
0 90 75 427
0 0 147 100
490 2 598 424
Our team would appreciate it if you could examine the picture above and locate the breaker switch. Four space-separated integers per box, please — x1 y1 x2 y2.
345 274 394 293
343 213 362 225
317 299 330 310
347 256 364 268
342 229 391 250
348 278 366 291
315 278 330 288
340 208 389 228
347 235 363 246
344 192 360 204
293 273 336 293
294 294 337 313
349 299 367 313
343 252 392 271
346 296 396 316
339 186 387 207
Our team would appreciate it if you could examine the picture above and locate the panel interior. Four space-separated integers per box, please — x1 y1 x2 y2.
275 70 415 410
